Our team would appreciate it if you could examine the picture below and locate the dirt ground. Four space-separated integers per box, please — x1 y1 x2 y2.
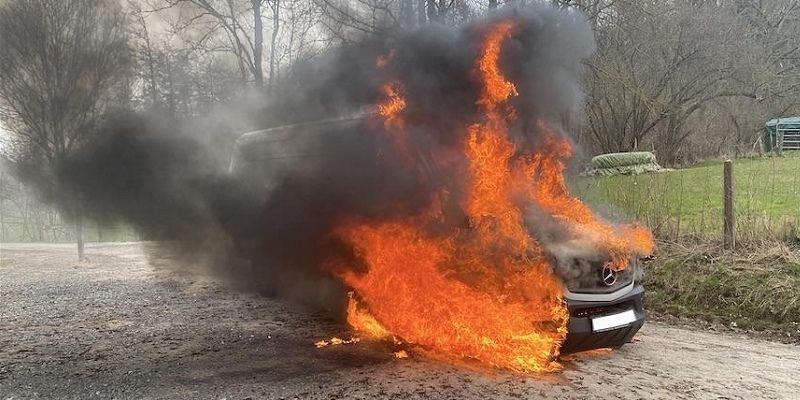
1 243 798 400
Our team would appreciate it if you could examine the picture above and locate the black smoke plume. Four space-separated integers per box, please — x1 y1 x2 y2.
46 5 595 309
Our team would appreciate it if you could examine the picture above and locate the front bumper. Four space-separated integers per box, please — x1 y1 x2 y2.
560 284 645 354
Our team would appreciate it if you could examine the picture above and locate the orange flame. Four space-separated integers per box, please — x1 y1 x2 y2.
328 20 653 373
393 350 409 359
516 127 653 270
378 81 406 129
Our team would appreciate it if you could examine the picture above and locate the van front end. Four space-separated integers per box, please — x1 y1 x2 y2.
561 283 645 353
555 258 646 354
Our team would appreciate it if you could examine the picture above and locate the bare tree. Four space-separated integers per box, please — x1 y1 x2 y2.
0 0 129 258
276 0 332 68
130 1 162 108
736 1 800 112
313 0 406 39
582 1 760 164
314 0 472 41
154 0 274 88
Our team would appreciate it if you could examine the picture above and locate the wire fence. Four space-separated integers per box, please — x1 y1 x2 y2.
0 211 140 243
0 220 141 243
573 153 800 243
4 154 800 245
0 176 140 243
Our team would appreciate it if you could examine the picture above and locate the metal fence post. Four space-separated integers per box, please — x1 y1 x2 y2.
724 160 735 249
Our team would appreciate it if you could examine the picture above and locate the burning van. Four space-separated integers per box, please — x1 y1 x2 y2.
229 114 651 369
227 14 653 373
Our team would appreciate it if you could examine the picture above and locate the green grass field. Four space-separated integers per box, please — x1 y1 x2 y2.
572 153 800 239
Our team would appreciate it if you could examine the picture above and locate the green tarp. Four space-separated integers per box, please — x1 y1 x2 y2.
586 151 662 176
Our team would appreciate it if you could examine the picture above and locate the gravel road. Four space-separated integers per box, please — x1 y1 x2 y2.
1 242 798 400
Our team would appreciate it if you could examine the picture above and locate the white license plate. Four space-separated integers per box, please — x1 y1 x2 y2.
591 309 637 332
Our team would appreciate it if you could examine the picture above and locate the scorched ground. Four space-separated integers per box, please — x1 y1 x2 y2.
1 243 798 399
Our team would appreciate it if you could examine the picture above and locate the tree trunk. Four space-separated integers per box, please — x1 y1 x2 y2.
403 0 414 27
252 0 264 88
426 0 438 22
227 0 248 83
417 0 426 25
72 196 85 260
75 214 84 260
141 13 159 107
268 0 280 93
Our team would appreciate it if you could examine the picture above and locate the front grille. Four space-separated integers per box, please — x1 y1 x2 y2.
550 255 639 295
566 267 634 294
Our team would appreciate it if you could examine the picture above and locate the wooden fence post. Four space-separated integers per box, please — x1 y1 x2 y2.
723 160 735 249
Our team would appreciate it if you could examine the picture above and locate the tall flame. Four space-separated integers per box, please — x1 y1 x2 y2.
328 20 653 373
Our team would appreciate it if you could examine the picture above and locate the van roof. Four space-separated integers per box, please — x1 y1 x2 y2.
235 113 373 147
